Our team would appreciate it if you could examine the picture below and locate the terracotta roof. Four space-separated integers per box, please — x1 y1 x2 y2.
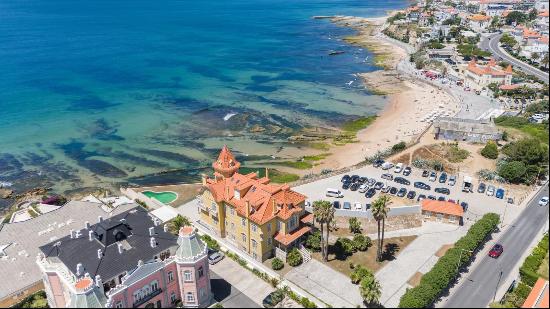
300 213 314 224
421 200 464 217
74 277 93 292
274 224 312 246
522 278 549 308
213 145 241 174
499 84 520 90
467 59 512 77
179 226 195 236
539 36 549 44
538 10 549 17
524 28 542 39
469 14 491 22
502 10 511 17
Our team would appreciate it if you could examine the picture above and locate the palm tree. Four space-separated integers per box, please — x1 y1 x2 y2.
541 54 549 69
371 195 391 262
169 215 191 234
359 273 382 305
313 200 334 261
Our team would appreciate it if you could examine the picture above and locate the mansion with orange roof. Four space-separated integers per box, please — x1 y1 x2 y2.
461 59 513 91
198 146 312 262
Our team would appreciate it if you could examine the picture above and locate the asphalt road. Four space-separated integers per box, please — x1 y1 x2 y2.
210 271 260 308
480 33 549 84
444 185 549 308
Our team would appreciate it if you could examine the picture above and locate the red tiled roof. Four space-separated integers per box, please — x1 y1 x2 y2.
539 36 549 44
422 200 464 217
524 28 542 39
300 213 314 224
274 224 312 246
469 14 491 22
467 59 512 77
179 226 195 236
538 10 549 18
74 277 93 292
523 278 549 308
213 145 241 174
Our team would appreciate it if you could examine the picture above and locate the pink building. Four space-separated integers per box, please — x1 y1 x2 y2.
36 206 212 308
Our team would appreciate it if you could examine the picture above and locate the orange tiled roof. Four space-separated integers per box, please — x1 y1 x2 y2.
467 59 512 77
502 10 511 17
274 224 312 246
524 28 542 39
300 213 314 224
422 200 464 217
74 277 93 292
213 145 241 172
205 147 307 225
522 278 549 308
538 10 549 17
500 84 520 90
469 14 491 22
539 36 549 44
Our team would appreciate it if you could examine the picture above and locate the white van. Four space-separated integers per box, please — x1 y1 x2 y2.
394 163 404 173
381 162 394 170
326 188 343 198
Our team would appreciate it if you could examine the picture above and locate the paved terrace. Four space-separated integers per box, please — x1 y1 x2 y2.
0 200 135 305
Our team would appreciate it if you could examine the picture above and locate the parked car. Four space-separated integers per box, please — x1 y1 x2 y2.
495 188 505 199
208 251 225 265
358 177 368 184
374 182 384 190
365 188 377 198
422 170 430 177
333 201 341 209
350 175 360 183
381 162 394 170
448 175 456 186
438 196 446 201
486 185 495 196
478 183 486 193
381 185 391 193
342 181 351 190
367 178 377 187
417 194 426 201
439 172 448 183
539 197 549 206
435 187 450 195
460 202 468 211
354 202 362 211
394 163 404 173
350 182 359 191
407 190 417 199
394 177 411 185
358 184 369 193
389 187 398 195
373 159 385 168
263 291 284 308
428 195 437 200
488 244 504 258
397 188 407 197
429 172 437 182
343 202 351 210
403 166 412 176
381 173 394 181
414 181 431 190
341 175 350 183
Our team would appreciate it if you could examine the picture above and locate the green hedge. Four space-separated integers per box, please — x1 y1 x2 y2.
399 213 500 308
519 234 549 286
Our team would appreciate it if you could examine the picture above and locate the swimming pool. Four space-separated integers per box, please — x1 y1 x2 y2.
142 191 178 204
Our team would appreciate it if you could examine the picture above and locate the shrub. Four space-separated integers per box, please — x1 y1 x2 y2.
305 230 322 252
334 237 355 260
350 266 373 284
349 218 362 234
272 258 284 271
519 234 549 286
399 213 500 307
287 248 303 267
392 141 407 153
353 234 372 252
498 161 527 183
200 234 220 251
481 141 499 159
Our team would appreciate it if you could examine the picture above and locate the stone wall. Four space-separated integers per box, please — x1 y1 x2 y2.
333 213 422 234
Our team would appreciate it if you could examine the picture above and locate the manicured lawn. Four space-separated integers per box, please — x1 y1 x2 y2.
312 235 417 275
538 252 549 280
239 167 300 183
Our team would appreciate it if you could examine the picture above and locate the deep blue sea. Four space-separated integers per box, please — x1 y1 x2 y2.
0 0 408 199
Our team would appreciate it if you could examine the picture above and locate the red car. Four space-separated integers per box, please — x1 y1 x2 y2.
489 244 504 258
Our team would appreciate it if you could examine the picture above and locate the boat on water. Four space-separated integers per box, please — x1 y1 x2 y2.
329 50 345 56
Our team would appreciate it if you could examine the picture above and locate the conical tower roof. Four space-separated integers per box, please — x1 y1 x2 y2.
175 227 207 263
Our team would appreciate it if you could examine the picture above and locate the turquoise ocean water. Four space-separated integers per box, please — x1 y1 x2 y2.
0 0 408 202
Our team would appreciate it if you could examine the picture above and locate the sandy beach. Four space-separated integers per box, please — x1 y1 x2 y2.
303 14 461 173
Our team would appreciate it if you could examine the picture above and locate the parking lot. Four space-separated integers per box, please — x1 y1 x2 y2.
294 162 525 226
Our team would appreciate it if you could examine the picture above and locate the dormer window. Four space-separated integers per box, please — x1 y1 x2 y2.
234 190 240 200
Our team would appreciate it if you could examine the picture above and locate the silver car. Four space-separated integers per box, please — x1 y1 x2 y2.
486 185 495 197
208 251 225 265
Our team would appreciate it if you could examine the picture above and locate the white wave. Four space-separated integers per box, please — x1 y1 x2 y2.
223 112 237 121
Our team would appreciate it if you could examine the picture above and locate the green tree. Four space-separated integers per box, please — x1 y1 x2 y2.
350 266 372 284
372 195 391 262
360 274 382 305
500 33 518 48
349 217 362 234
313 200 335 262
353 234 372 252
502 138 548 166
528 8 538 21
481 141 499 159
334 237 355 259
287 248 303 267
498 161 528 183
305 230 322 252
505 11 527 25
169 215 191 234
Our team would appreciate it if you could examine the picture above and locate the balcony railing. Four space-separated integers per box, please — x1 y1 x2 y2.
133 288 162 308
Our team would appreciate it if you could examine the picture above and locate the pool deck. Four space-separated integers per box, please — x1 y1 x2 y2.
133 183 204 207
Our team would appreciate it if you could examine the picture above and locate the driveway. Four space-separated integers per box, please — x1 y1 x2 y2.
374 222 468 308
210 257 274 307
285 259 363 308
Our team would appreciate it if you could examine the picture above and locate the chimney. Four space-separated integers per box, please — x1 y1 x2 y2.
88 230 94 241
76 263 84 276
153 219 160 227
69 229 75 239
150 237 157 248
120 218 126 224
97 249 102 259
265 167 269 179
117 243 124 254
85 221 90 229
245 201 250 218
272 199 277 215
148 227 155 236
98 216 103 223
163 224 169 233
74 230 81 239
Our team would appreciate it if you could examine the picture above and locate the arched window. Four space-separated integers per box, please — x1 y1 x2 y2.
186 292 195 303
150 280 159 291
198 266 204 278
